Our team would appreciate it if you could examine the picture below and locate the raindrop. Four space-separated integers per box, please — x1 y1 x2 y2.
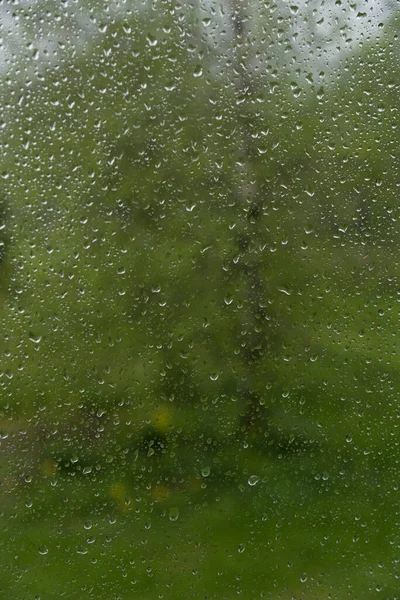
146 34 158 47
169 507 180 522
248 475 259 487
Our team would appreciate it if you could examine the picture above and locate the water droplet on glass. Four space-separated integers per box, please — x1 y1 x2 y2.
169 507 180 522
193 65 203 78
248 475 259 486
146 34 157 47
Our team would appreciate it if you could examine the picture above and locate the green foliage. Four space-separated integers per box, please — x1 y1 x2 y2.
0 3 399 598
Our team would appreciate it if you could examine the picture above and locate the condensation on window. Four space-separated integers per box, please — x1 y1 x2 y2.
0 1 398 598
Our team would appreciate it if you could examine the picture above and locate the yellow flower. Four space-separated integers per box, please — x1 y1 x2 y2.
151 403 174 433
151 484 169 503
109 482 133 512
42 458 56 478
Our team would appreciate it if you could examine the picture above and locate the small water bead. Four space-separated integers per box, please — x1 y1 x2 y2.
193 65 203 78
248 475 259 486
169 507 180 522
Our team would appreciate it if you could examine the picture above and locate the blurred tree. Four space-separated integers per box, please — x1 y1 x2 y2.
0 0 399 518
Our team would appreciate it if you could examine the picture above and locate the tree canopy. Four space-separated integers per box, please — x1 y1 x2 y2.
0 2 399 598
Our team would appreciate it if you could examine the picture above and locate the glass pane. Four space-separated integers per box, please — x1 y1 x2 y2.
1 1 398 598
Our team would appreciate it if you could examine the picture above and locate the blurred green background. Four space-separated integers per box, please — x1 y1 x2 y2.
0 1 399 598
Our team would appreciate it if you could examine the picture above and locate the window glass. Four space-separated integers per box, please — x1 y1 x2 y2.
1 1 398 598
